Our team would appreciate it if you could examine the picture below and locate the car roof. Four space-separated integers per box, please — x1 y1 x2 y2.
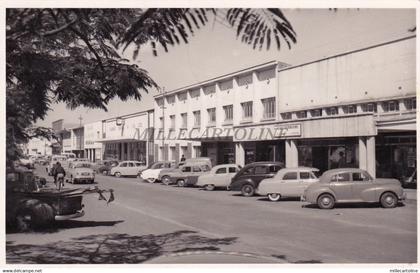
245 161 283 166
323 168 365 175
212 164 239 168
277 167 319 173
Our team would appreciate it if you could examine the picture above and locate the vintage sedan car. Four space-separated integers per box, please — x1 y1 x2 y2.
110 160 147 177
229 162 284 197
164 163 212 187
140 161 176 183
301 168 406 209
92 160 119 175
257 167 319 201
66 161 95 184
196 164 241 190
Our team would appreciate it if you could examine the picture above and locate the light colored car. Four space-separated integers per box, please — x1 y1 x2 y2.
66 161 95 184
140 161 176 183
158 157 213 183
110 161 147 177
257 167 319 201
196 164 241 191
301 168 406 209
163 163 212 187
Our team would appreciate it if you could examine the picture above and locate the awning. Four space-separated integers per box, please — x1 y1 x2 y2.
96 137 145 143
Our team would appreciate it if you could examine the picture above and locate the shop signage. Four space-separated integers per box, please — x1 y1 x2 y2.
273 123 302 138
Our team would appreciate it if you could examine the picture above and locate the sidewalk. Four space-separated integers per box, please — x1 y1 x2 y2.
405 189 417 201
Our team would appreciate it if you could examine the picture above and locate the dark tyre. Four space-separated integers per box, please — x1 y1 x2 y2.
241 184 255 197
317 194 335 209
115 172 121 178
162 176 171 185
177 179 186 187
102 170 108 175
380 192 398 208
204 184 215 191
268 193 281 202
16 202 54 231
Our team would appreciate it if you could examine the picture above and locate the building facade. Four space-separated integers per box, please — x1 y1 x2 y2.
153 36 416 179
99 110 155 165
84 121 103 162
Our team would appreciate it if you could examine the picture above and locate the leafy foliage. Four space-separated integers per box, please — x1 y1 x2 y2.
6 8 296 166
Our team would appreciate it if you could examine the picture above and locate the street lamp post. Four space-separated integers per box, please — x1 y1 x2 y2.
159 87 166 160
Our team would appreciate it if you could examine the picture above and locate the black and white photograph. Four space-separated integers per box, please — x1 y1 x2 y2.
3 1 418 271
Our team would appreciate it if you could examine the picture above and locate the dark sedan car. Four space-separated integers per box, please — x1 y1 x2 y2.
229 162 284 197
301 168 406 209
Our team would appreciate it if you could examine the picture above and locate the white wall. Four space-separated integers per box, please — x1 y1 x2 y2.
277 37 415 112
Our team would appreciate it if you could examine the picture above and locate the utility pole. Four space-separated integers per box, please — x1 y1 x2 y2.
78 115 83 158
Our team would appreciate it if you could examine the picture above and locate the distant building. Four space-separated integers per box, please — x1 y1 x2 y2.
25 137 52 156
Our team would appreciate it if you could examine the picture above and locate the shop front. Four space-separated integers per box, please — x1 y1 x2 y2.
103 140 147 163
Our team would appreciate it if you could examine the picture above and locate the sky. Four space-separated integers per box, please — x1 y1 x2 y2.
35 8 416 128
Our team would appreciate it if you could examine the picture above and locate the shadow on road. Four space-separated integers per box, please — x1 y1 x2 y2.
302 202 406 209
6 230 238 264
256 197 301 202
7 220 124 234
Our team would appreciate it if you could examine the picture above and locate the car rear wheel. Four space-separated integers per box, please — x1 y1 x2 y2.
317 194 335 209
177 179 186 187
162 176 171 185
16 203 54 231
380 192 398 208
268 193 281 202
115 172 121 178
102 170 108 175
204 184 215 191
147 178 156 183
241 184 255 197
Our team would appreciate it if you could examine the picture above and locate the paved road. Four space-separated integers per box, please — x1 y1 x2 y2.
6 165 417 264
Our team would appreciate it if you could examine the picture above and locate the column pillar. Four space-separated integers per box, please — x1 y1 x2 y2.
235 142 245 167
285 140 298 168
359 137 367 171
116 143 120 160
367 136 376 178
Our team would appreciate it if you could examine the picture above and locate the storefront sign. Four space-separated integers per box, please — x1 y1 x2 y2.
273 124 302 138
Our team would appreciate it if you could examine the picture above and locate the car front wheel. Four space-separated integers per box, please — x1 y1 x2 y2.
268 193 281 202
162 176 171 185
177 179 186 187
241 184 255 197
115 172 121 178
204 184 215 191
317 194 335 209
380 192 398 208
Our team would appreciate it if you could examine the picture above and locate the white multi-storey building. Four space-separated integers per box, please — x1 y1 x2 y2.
153 35 416 179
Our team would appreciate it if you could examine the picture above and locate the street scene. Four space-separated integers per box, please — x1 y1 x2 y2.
5 6 417 268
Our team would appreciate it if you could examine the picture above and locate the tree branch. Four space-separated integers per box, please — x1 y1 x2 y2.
40 18 77 37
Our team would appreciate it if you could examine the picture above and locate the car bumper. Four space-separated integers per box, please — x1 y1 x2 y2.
55 210 85 221
74 177 95 183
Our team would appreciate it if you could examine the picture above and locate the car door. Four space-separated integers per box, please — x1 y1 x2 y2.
213 167 228 186
329 172 353 201
281 171 299 196
351 171 376 201
190 165 203 184
298 171 318 196
118 162 128 175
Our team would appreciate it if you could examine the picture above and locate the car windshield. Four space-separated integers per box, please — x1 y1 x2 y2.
75 163 91 168
201 165 211 172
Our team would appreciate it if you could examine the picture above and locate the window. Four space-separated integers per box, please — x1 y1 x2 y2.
194 146 201 157
310 109 322 117
159 117 164 129
362 103 377 113
269 165 281 173
300 172 316 180
241 101 253 120
120 162 127 167
281 113 292 120
201 165 211 172
343 105 357 114
182 166 191 172
237 74 253 87
128 163 134 167
193 166 201 172
169 115 175 129
189 89 200 98
178 92 187 101
404 98 416 110
229 167 238 173
326 107 338 116
255 166 268 174
181 113 187 128
243 167 254 175
135 163 142 167
382 100 399 112
262 97 276 119
193 111 201 127
223 105 233 122
207 108 216 125
331 173 350 182
203 85 216 95
296 111 307 119
219 79 233 91
166 95 175 104
216 168 227 174
352 172 370 182
283 172 298 180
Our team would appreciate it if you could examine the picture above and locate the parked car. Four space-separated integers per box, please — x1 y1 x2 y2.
92 160 119 175
66 161 95 184
140 161 176 183
110 161 147 177
159 157 212 184
257 167 319 201
229 162 284 197
163 163 212 187
196 164 241 191
301 168 406 209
